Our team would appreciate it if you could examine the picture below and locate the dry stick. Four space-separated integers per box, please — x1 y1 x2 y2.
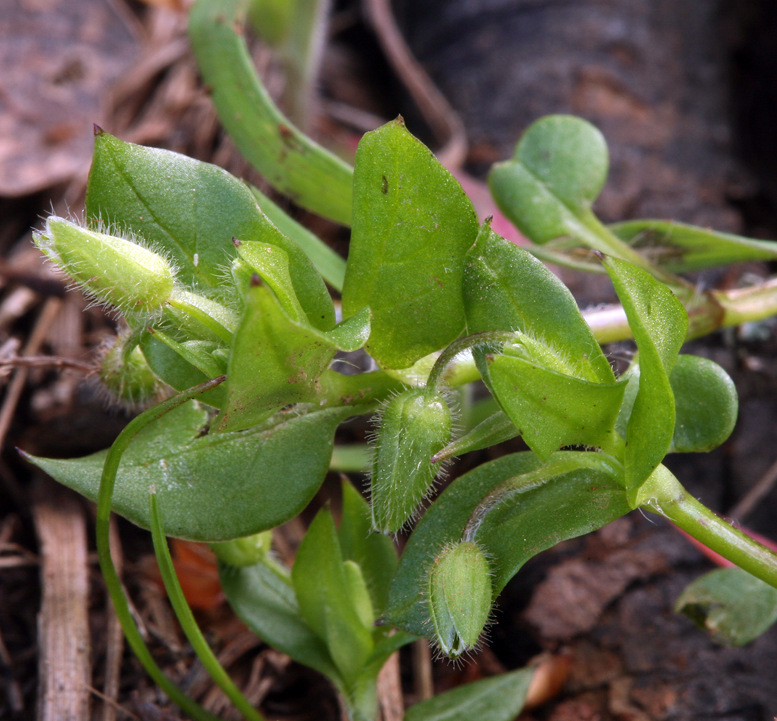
728 455 777 523
0 297 62 450
0 624 24 714
0 356 92 373
412 638 434 702
102 517 125 721
376 650 404 721
33 478 91 721
363 0 468 170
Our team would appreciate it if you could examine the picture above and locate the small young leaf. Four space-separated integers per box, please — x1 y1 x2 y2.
86 131 335 330
604 256 688 505
338 480 398 617
292 509 373 684
611 219 777 272
215 284 369 432
342 119 478 369
25 402 358 541
405 666 534 721
488 115 608 245
234 240 310 323
670 355 738 453
463 222 613 384
675 568 777 646
219 561 341 680
384 452 628 635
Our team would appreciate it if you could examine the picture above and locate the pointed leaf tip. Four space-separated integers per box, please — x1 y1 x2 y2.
93 123 104 136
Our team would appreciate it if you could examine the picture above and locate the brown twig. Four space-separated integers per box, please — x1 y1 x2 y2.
33 477 91 721
0 355 92 373
377 650 404 721
728 455 777 523
0 297 62 450
411 638 434 702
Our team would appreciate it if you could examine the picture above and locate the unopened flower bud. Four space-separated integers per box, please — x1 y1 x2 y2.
98 333 160 404
210 531 273 567
427 541 492 658
34 217 175 314
370 388 452 534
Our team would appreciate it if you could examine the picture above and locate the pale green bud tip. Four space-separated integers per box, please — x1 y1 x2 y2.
34 217 175 313
210 531 273 567
427 541 492 658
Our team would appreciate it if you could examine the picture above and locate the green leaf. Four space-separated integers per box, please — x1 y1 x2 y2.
604 257 688 506
251 186 346 291
292 509 374 684
675 568 777 646
234 240 311 323
611 219 777 273
384 452 629 635
188 0 353 225
219 561 341 680
140 335 226 408
404 667 535 721
215 284 369 432
488 115 608 245
463 222 613 384
485 353 626 460
670 355 738 452
86 131 335 330
338 479 398 617
25 402 357 541
342 119 478 369
432 410 519 464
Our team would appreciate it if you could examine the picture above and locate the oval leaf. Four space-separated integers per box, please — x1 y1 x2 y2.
342 119 478 369
488 115 608 244
24 402 358 541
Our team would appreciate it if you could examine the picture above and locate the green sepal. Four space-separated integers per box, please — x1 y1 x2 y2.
463 221 613 384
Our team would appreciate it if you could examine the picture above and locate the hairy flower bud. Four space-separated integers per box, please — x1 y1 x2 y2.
370 388 452 534
98 333 160 404
427 541 492 658
34 217 175 314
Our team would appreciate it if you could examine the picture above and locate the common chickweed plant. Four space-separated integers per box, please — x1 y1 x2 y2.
24 1 777 719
